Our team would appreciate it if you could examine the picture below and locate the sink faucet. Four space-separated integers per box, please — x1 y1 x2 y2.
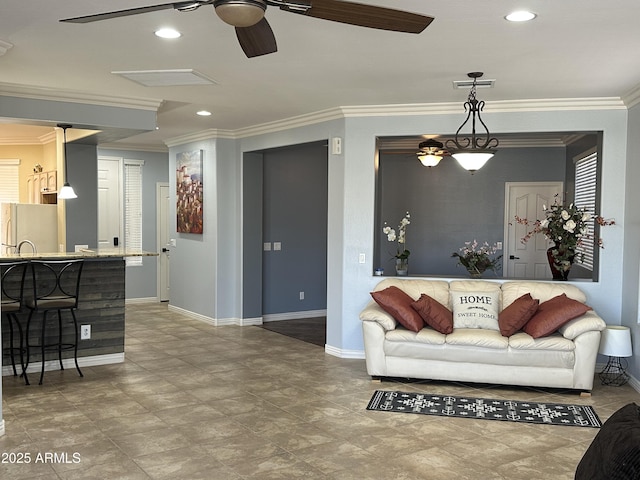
17 240 36 254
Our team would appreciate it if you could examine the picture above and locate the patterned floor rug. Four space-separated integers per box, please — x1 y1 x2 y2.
367 390 602 428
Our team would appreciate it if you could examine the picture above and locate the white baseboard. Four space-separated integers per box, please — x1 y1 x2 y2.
263 309 327 322
1 353 125 377
167 304 247 327
325 344 365 359
0 419 4 437
125 297 158 305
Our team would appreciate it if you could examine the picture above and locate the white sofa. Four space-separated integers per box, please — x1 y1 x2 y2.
360 278 606 392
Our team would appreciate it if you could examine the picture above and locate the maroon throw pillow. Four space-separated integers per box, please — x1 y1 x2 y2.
371 286 423 332
411 294 453 334
498 293 539 337
523 293 591 338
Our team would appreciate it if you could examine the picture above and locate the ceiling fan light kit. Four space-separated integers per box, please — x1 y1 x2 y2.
214 0 266 27
416 138 447 167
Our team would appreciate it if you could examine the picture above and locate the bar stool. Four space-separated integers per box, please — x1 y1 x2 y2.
1 260 29 377
25 259 84 385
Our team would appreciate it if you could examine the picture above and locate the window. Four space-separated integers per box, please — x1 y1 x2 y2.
0 159 20 204
574 150 597 270
124 160 144 266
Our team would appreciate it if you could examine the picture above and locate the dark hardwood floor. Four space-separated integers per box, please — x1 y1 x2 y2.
259 317 326 347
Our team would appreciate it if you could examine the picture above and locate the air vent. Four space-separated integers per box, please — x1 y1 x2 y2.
112 69 218 87
453 78 495 89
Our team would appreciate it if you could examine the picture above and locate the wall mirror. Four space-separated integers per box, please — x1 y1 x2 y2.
374 131 603 282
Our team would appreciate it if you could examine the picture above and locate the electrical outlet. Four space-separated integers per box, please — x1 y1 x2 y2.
81 324 91 340
299 291 305 300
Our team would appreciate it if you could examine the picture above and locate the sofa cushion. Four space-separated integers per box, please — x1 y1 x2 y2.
370 286 424 332
498 293 539 337
450 289 500 331
523 293 592 338
558 311 606 340
411 294 453 334
501 281 586 308
386 327 446 345
508 332 575 352
446 328 509 349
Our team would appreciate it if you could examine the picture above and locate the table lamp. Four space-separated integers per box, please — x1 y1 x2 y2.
598 325 633 386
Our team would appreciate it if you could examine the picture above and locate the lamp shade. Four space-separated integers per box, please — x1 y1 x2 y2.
418 154 442 167
452 152 494 172
599 326 633 357
58 183 77 200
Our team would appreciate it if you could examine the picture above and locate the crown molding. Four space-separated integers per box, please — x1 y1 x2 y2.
623 82 640 108
99 142 169 153
164 128 236 148
165 98 626 147
0 40 13 56
0 82 162 110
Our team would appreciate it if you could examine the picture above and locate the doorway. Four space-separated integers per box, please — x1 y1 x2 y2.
503 181 563 279
97 156 123 249
157 182 170 301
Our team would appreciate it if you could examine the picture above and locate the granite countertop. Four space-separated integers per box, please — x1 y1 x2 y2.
0 248 158 261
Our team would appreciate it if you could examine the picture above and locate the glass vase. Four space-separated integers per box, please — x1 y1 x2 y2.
395 258 408 276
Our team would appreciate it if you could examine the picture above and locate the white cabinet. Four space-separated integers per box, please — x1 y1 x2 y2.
27 170 57 203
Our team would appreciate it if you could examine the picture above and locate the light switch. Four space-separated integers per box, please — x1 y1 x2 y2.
273 242 282 251
263 242 271 251
359 253 366 264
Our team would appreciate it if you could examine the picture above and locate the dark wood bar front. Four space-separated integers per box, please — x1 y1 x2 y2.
1 250 155 376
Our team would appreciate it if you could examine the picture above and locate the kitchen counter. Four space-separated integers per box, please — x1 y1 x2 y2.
0 248 157 261
1 250 157 376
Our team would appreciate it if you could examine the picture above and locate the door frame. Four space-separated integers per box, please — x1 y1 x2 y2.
97 155 124 249
503 181 563 278
156 182 170 301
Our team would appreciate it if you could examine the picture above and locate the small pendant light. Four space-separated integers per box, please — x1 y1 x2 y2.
57 123 77 200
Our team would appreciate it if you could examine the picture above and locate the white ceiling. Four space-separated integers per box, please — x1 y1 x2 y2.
1 0 640 150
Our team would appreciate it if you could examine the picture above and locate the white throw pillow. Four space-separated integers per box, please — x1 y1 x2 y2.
450 290 500 331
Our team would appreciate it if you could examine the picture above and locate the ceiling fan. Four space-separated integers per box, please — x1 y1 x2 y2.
60 0 434 58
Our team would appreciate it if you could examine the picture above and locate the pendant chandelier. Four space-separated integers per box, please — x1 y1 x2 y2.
445 72 499 173
57 123 77 200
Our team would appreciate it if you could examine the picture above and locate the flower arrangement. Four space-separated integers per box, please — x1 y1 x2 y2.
383 212 411 274
452 240 502 277
516 195 616 279
515 196 615 275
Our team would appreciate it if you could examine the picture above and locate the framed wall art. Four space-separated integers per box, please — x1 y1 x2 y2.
176 150 203 234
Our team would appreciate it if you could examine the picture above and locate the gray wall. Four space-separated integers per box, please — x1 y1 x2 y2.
376 146 567 276
98 148 169 299
65 142 98 250
623 103 640 381
261 141 328 314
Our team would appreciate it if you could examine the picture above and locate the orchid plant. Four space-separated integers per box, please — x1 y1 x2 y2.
383 212 411 262
452 240 502 276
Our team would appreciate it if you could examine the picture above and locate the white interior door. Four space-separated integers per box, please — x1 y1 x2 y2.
97 157 123 249
504 182 563 279
157 183 170 301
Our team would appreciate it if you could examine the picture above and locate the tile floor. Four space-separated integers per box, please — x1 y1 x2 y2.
1 302 638 479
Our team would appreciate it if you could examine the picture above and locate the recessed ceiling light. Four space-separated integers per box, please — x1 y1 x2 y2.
197 110 212 116
505 11 536 22
155 28 181 39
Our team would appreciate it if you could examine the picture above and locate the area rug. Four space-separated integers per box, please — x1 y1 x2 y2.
367 390 602 428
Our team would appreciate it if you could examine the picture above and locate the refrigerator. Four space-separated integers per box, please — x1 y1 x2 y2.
1 203 58 255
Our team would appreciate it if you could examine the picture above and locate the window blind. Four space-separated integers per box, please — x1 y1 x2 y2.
574 151 597 270
0 159 20 204
124 160 144 267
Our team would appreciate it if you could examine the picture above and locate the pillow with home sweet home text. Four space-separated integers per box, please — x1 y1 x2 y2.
450 290 500 331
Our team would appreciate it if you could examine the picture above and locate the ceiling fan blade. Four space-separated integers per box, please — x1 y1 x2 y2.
236 18 278 57
281 0 433 34
60 1 212 24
